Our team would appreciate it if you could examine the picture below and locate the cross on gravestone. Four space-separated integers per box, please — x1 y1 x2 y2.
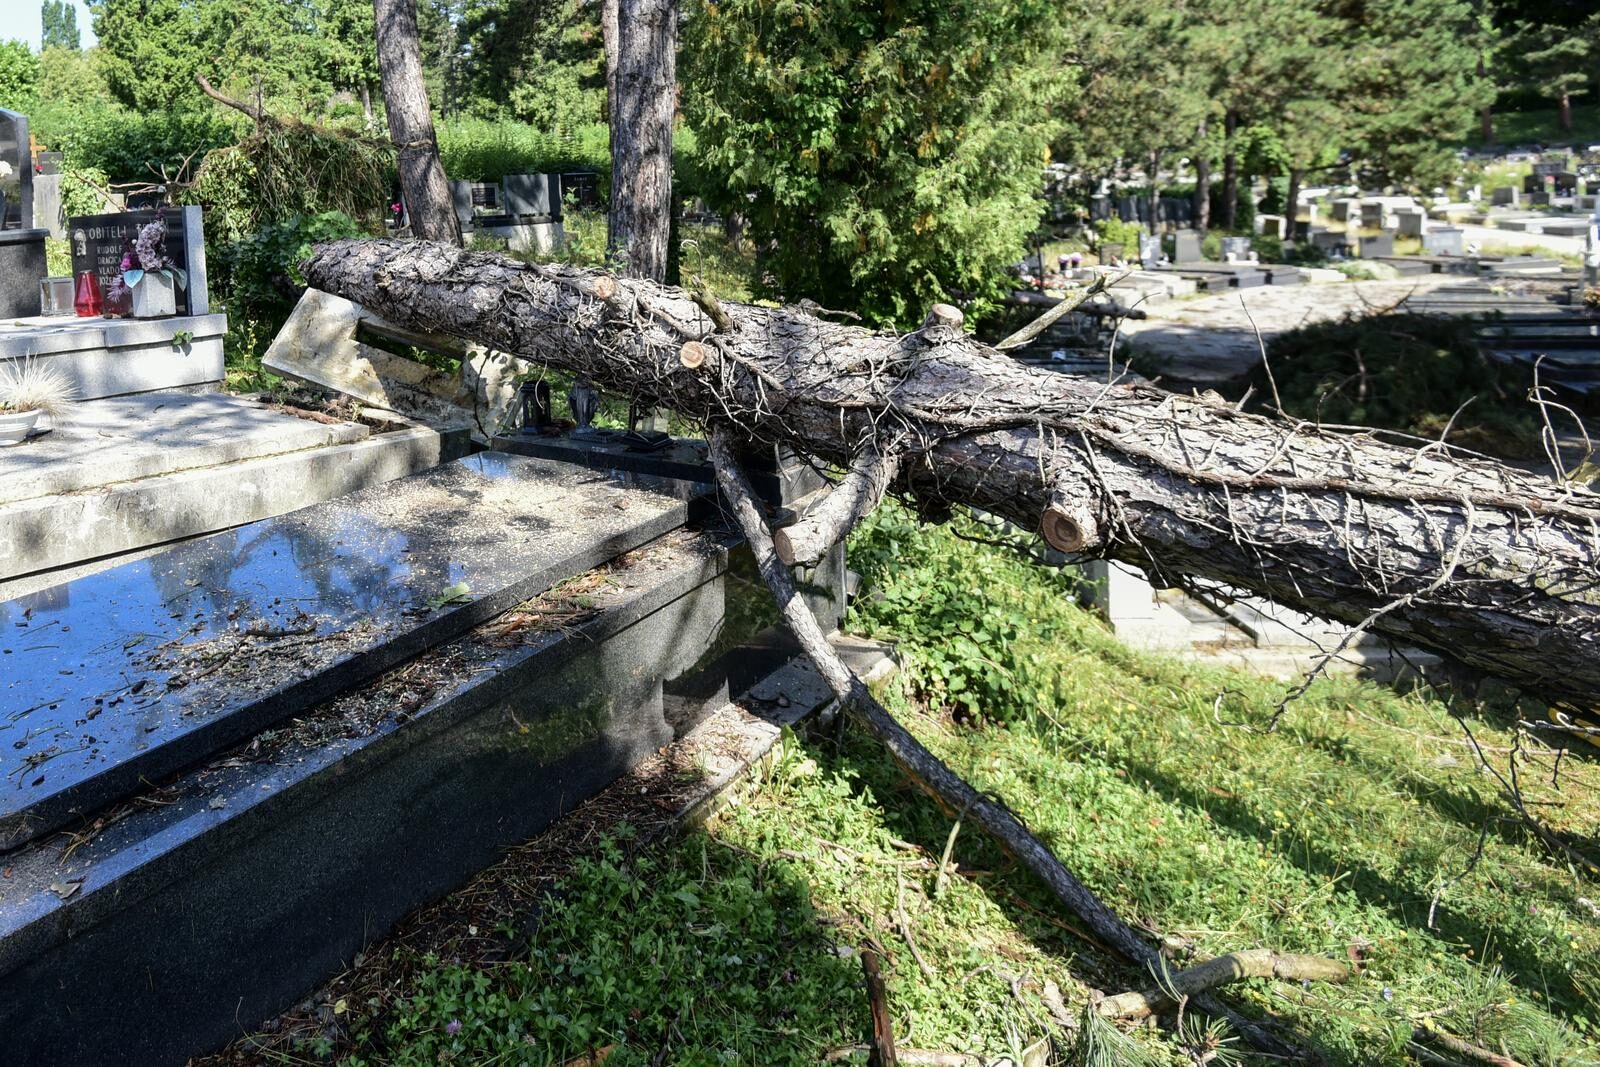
67 207 209 317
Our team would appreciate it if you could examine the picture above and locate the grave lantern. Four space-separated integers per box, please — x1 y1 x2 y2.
567 378 604 439
517 379 553 435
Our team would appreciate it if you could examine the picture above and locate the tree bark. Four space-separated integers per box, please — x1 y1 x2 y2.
1560 92 1573 133
1146 150 1161 233
1222 108 1238 232
374 0 460 245
1096 949 1351 1020
601 0 620 125
1477 52 1493 144
608 0 676 281
1193 119 1211 234
303 239 1600 711
1285 167 1302 235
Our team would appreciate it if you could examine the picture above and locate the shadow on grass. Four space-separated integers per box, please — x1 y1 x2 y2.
1102 748 1589 1020
783 724 1350 1065
364 831 872 1066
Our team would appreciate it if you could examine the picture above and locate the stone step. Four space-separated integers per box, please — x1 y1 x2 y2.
0 313 227 400
0 452 704 849
0 393 467 581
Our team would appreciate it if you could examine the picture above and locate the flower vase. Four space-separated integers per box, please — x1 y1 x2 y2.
131 272 177 319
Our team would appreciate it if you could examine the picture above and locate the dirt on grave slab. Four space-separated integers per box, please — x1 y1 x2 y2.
12 531 716 880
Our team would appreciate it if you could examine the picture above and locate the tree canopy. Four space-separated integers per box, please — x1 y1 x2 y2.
680 0 1073 326
40 1 81 51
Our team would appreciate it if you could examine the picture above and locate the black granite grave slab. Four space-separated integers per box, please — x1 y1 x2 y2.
1259 264 1306 285
492 431 825 505
0 529 760 1067
0 452 702 849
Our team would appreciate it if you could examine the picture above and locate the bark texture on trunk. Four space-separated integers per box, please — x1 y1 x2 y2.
601 0 619 125
1478 53 1493 144
303 239 1600 709
1222 108 1238 232
608 0 676 281
374 0 460 246
1560 92 1573 133
1193 119 1211 234
1285 168 1302 233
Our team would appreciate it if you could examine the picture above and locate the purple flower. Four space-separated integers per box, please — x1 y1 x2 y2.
134 218 171 273
445 1019 461 1036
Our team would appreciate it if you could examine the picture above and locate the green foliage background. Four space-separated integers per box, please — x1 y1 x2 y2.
680 0 1072 327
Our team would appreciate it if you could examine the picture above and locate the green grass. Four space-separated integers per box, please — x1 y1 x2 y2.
350 508 1600 1066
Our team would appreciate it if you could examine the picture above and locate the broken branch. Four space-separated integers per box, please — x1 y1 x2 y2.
1096 949 1353 1020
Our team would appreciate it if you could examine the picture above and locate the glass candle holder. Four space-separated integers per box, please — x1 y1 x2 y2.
73 271 102 317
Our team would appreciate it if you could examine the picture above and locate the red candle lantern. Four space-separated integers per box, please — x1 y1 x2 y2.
73 271 102 317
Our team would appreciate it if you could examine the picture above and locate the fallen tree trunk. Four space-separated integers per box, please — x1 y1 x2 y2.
303 239 1600 709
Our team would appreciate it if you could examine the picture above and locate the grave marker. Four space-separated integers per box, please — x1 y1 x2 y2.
1173 230 1203 264
1423 227 1464 256
67 206 209 316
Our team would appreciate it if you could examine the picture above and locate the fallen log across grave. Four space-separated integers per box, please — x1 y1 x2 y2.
304 239 1600 711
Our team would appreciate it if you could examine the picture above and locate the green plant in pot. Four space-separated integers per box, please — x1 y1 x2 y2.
0 357 77 446
107 212 188 319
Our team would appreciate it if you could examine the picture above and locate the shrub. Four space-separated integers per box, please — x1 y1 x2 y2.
848 504 1075 724
680 0 1070 327
35 108 241 183
1093 217 1143 255
226 210 370 321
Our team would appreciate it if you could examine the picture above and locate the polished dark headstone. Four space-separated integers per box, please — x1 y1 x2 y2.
0 108 32 231
67 209 201 315
0 452 698 848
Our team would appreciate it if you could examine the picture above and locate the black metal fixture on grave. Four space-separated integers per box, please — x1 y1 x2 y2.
622 400 672 452
567 378 608 441
517 379 555 435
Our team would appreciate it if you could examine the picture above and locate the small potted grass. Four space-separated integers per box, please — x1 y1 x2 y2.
0 357 77 445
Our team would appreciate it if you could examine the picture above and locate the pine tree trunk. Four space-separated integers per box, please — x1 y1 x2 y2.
303 238 1600 710
374 0 460 246
1477 52 1493 144
1561 92 1573 133
1222 109 1238 232
608 0 676 281
1285 168 1302 236
1147 151 1161 232
1193 120 1211 234
601 0 619 125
